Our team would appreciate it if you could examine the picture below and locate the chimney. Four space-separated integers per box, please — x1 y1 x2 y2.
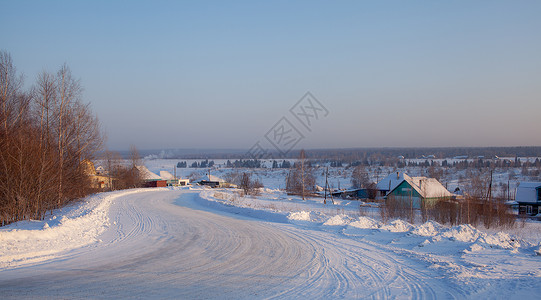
397 172 399 179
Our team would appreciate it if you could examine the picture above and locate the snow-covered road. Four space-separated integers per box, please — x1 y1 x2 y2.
0 189 509 298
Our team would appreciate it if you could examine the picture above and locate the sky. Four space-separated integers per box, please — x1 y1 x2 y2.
1 0 540 151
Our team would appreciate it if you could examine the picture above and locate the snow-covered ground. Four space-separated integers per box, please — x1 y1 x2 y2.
1 186 541 298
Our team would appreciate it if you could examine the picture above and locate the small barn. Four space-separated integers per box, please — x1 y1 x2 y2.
515 182 541 216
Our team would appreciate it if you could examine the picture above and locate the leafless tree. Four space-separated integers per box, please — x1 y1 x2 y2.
351 165 370 189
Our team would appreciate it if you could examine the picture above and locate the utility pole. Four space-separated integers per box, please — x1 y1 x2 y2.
487 170 493 201
324 167 328 204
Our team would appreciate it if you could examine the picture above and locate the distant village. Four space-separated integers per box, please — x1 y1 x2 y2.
84 157 541 221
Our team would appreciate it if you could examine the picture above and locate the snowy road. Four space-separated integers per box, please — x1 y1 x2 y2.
1 189 464 298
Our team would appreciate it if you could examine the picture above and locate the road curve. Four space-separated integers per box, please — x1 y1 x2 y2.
0 189 462 299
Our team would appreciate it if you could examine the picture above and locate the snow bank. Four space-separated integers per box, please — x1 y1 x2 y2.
323 214 350 226
0 189 146 269
433 224 525 250
381 219 414 232
411 221 443 236
349 217 381 229
288 211 311 221
197 189 537 256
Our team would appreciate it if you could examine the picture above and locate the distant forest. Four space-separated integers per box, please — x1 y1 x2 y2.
138 147 541 161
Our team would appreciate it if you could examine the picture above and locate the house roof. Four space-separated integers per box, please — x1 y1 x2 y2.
517 182 541 189
515 182 541 203
159 171 175 180
376 172 411 191
391 176 454 198
136 165 163 180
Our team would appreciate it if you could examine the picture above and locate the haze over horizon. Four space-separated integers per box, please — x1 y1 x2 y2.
2 1 540 151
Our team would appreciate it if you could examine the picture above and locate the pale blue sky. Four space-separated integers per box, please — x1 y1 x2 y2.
2 0 540 150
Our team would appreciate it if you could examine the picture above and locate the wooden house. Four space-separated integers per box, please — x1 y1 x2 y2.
515 182 541 216
386 176 454 209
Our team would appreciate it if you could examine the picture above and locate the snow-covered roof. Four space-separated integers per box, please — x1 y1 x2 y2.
136 165 163 180
515 182 541 203
387 175 453 198
376 172 411 191
159 171 175 180
517 182 541 189
407 177 454 198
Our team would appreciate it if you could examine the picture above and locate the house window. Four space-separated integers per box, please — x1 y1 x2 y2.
538 189 541 202
526 205 532 215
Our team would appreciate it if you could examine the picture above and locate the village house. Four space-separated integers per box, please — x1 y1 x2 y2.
386 176 455 208
515 182 541 216
375 172 454 208
82 160 112 190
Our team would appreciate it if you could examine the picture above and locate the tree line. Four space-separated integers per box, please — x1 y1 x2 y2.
0 51 102 226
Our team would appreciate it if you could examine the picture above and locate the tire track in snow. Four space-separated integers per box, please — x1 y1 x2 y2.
266 223 463 299
0 189 463 299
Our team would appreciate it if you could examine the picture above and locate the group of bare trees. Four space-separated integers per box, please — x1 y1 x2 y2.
419 197 516 229
378 195 516 229
101 146 145 190
286 150 316 200
0 51 102 226
238 172 263 196
223 170 263 196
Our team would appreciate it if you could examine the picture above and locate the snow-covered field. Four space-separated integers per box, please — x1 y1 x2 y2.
1 185 541 298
